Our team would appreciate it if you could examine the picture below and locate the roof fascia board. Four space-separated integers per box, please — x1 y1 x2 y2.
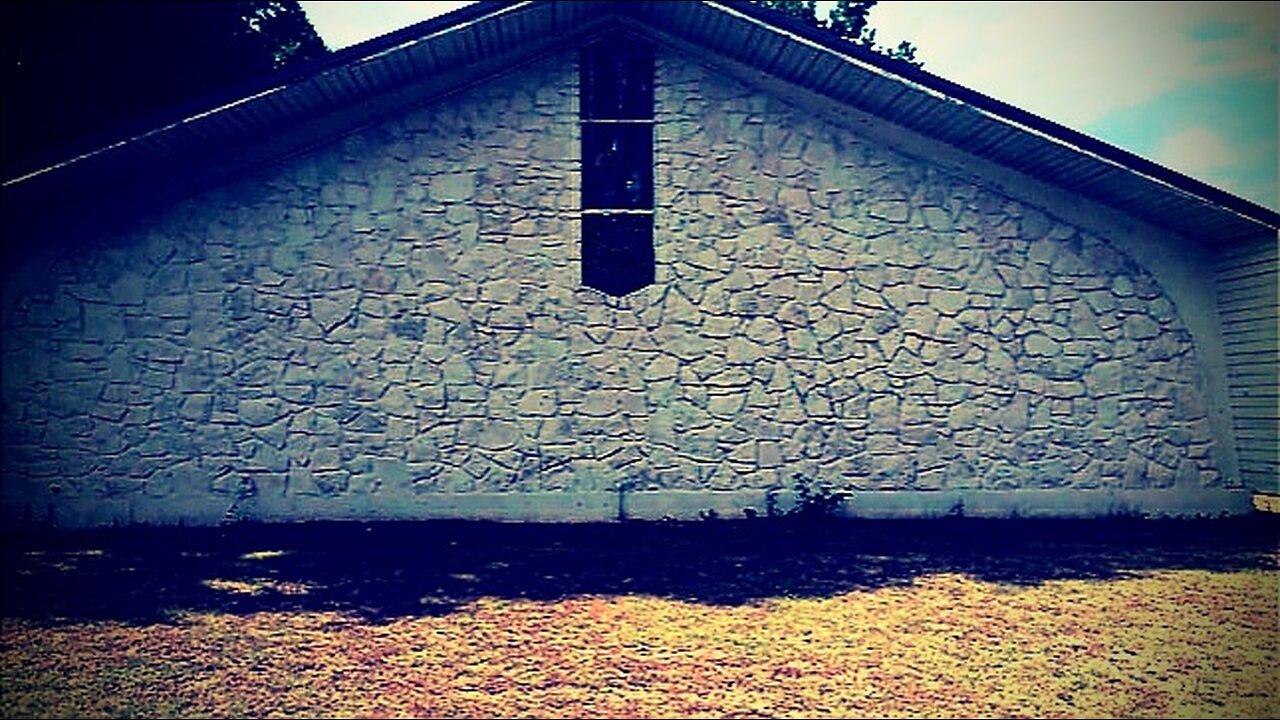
644 24 1249 248
698 1 1279 231
1 15 609 263
2 1 550 186
4 0 1275 240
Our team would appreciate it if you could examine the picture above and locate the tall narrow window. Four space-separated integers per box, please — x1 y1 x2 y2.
580 37 654 297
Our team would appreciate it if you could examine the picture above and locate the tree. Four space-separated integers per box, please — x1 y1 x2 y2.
2 1 329 176
752 0 920 66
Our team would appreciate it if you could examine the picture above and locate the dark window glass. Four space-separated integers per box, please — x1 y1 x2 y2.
582 214 654 297
582 123 653 210
581 41 654 120
580 34 654 297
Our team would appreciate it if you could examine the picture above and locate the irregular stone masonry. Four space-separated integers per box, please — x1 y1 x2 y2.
0 49 1223 521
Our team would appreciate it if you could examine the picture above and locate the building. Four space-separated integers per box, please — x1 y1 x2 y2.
3 1 1277 526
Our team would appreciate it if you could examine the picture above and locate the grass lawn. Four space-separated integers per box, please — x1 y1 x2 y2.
2 516 1277 718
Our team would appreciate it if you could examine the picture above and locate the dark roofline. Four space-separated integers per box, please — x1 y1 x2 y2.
5 0 1276 237
718 0 1279 230
2 0 517 183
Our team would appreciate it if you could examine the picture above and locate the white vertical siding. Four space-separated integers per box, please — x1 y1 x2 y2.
1216 236 1280 491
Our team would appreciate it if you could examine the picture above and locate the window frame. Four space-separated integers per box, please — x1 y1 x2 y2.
579 36 655 298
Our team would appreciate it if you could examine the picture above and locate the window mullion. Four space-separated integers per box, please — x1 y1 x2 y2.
579 36 656 297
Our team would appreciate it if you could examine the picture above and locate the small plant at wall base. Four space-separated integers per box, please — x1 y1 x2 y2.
760 476 849 521
791 476 849 519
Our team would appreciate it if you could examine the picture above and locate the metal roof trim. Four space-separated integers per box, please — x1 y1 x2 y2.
2 84 290 188
4 0 1275 240
701 0 1279 232
1 1 540 186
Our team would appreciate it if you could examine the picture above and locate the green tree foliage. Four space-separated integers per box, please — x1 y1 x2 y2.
752 0 920 66
2 1 329 176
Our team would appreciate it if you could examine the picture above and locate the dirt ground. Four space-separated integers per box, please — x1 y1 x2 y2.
2 515 1277 718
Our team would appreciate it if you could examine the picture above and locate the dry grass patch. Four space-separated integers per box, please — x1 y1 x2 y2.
3 567 1276 718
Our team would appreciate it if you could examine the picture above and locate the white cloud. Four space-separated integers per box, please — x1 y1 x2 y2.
867 2 1277 205
298 1 1276 206
869 1 1277 127
1153 126 1237 176
302 1 475 50
303 2 1276 131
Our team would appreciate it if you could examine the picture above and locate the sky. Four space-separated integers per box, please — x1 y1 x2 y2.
299 1 1278 211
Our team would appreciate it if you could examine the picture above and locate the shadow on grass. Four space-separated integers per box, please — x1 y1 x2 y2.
2 515 1277 625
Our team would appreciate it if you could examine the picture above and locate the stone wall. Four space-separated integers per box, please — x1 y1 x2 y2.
650 55 1224 495
0 47 1236 526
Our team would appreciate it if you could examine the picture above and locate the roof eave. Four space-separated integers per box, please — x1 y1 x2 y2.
4 0 1275 253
